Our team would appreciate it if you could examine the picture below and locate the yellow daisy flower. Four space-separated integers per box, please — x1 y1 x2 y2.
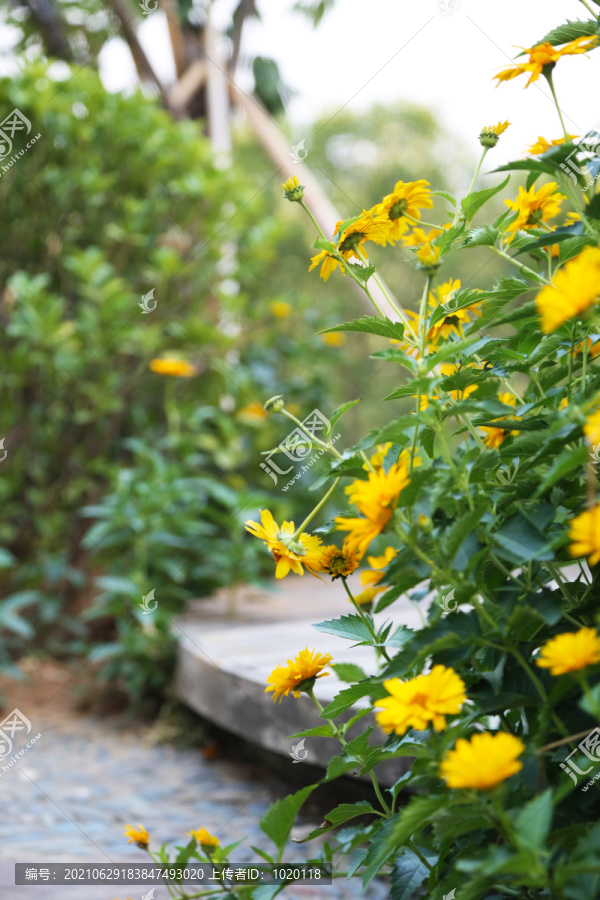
415 242 441 271
535 245 600 332
309 249 345 282
149 358 198 377
270 300 292 318
124 824 149 849
495 37 598 88
369 180 434 242
535 627 600 675
320 542 360 579
375 665 467 735
480 392 519 449
320 331 346 347
584 408 600 447
504 182 565 241
244 509 323 579
527 134 577 155
425 279 481 343
401 225 444 248
189 827 220 849
480 120 510 148
266 647 333 702
282 174 304 201
360 546 397 588
440 732 525 790
568 504 600 566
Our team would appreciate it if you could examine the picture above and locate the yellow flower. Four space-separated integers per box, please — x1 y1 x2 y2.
480 391 519 449
149 358 198 377
352 586 380 607
426 279 481 343
527 134 577 155
244 509 323 579
364 443 391 470
415 242 441 271
369 180 434 242
559 397 569 411
584 408 600 447
270 300 292 318
321 331 346 347
440 732 525 790
375 665 467 735
495 37 598 88
536 627 600 675
124 823 149 849
360 546 397 588
479 120 510 148
505 182 565 241
335 462 411 557
189 827 220 849
309 249 345 282
236 402 269 423
568 504 600 567
320 542 360 579
401 226 444 248
266 647 333 702
535 245 600 332
336 214 392 253
282 174 304 201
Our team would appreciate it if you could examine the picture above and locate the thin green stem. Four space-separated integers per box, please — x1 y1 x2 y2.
355 247 416 333
299 200 328 240
544 71 570 142
279 408 344 461
466 146 490 199
403 212 444 231
491 246 547 283
293 476 341 538
407 839 433 871
579 0 597 14
369 771 392 816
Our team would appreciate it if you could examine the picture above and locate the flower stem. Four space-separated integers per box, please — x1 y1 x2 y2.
491 246 546 283
292 477 341 539
544 71 571 142
299 200 328 240
279 408 344 461
466 147 489 199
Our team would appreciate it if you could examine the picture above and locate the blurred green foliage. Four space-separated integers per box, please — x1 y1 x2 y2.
0 63 355 705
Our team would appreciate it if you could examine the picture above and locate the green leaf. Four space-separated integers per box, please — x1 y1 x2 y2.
534 444 588 497
313 614 374 643
312 237 335 252
441 499 488 568
513 228 584 256
390 849 430 900
259 784 317 852
432 189 457 206
288 724 334 739
432 221 466 254
326 801 379 825
320 683 383 719
331 662 368 683
335 215 361 238
492 513 554 563
462 224 498 247
513 789 553 852
461 176 510 221
536 19 599 46
329 399 361 431
321 316 404 341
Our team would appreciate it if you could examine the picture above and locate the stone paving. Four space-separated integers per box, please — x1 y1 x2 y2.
0 706 387 900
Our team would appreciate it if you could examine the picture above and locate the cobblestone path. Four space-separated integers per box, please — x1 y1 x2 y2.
0 707 387 900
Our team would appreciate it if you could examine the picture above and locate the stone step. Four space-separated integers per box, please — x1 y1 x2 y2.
173 576 426 786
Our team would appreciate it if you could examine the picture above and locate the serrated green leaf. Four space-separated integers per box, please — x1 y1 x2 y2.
461 176 510 221
329 399 361 431
313 614 374 643
390 849 430 900
320 682 383 719
321 316 404 340
535 19 599 46
259 784 317 851
462 224 498 247
513 789 553 852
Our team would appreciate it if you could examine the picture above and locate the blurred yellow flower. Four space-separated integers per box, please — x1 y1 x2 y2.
415 242 441 270
527 134 577 155
440 732 524 790
245 509 323 579
321 331 346 347
536 627 600 675
401 225 444 247
583 408 600 446
150 358 198 377
369 179 434 243
335 461 410 557
535 245 600 332
270 300 292 318
568 504 600 567
505 182 565 240
236 403 269 423
352 586 380 607
480 392 519 449
124 824 149 849
360 546 397 589
495 37 598 88
189 827 220 849
266 647 332 702
309 249 345 282
375 665 467 735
